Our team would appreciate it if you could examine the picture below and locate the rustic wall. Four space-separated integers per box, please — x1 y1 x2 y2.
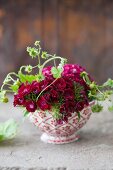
0 0 113 84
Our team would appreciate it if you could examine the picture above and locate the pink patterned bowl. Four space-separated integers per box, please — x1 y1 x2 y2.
29 102 94 144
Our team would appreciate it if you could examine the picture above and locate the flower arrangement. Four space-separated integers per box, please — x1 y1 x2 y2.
0 40 113 125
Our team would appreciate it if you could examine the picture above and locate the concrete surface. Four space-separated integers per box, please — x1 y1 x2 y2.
0 96 113 170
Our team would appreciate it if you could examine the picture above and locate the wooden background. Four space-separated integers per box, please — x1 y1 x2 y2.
0 0 113 84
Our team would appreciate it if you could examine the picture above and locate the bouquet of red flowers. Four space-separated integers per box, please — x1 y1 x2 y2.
0 41 113 124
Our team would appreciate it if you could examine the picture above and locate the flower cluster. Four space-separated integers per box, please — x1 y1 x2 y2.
14 64 91 123
1 40 113 125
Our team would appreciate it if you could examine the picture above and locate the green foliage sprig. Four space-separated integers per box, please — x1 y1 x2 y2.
0 119 18 142
0 41 67 103
80 72 113 112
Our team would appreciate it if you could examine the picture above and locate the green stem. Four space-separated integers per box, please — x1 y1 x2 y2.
36 78 58 100
39 56 62 74
32 65 39 69
9 76 15 82
38 55 41 66
19 66 26 73
8 72 18 77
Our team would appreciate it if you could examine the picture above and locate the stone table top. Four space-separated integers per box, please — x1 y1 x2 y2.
0 96 113 170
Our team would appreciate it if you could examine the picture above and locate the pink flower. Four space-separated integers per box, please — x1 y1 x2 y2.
42 66 52 77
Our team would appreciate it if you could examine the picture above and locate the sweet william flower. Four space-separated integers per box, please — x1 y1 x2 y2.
26 101 37 112
60 101 75 115
75 101 87 112
31 81 40 94
50 89 59 102
42 66 52 77
37 96 51 111
43 93 51 102
18 83 31 96
54 78 66 91
63 88 75 101
13 94 25 107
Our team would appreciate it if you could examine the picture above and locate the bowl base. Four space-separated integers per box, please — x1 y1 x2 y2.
40 133 79 144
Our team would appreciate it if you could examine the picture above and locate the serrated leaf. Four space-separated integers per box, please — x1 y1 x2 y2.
91 104 103 113
104 78 113 88
10 84 19 93
51 67 63 79
0 119 18 142
36 74 44 82
77 112 81 121
0 91 8 103
18 73 37 83
80 71 91 85
108 105 113 112
23 110 29 117
27 47 38 58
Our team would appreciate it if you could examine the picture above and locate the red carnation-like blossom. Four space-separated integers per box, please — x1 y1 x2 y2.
26 101 37 112
37 96 51 111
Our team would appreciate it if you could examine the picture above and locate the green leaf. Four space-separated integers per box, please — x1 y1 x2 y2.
27 47 38 58
0 90 6 99
80 71 91 85
10 84 19 93
91 104 103 113
74 82 84 101
51 66 63 79
36 74 44 82
104 78 113 88
0 119 18 142
23 110 29 117
18 73 37 83
51 105 62 120
77 112 81 121
108 105 113 112
0 91 9 103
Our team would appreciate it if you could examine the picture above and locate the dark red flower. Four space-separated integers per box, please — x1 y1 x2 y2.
18 83 31 96
64 88 75 101
43 93 51 102
39 77 53 91
50 89 59 102
26 101 37 112
63 77 74 88
75 101 86 112
54 78 66 91
31 81 40 94
37 96 51 111
13 94 25 107
60 101 75 114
